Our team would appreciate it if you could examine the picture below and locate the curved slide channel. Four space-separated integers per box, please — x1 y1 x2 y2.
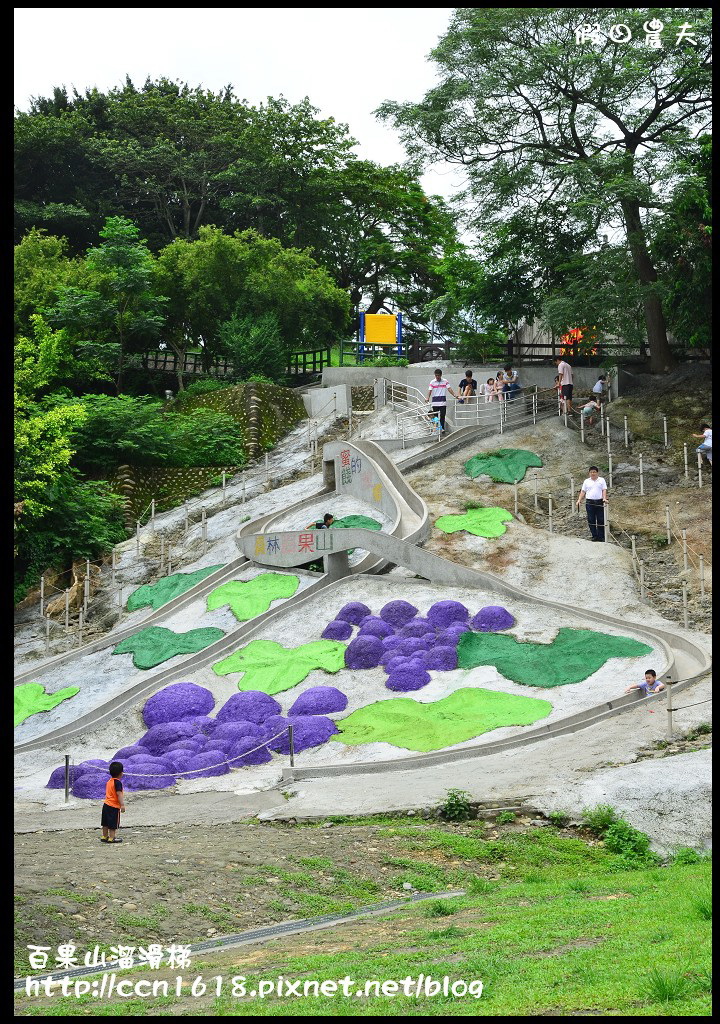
15 432 709 765
14 441 424 753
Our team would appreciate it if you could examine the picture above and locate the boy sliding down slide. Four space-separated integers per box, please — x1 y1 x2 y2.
625 669 665 696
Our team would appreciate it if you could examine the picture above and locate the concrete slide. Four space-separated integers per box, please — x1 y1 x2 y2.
15 429 710 770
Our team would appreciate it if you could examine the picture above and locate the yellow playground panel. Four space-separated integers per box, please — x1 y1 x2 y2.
364 314 398 345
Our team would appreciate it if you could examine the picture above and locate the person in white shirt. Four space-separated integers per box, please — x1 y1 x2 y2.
693 423 712 465
554 355 574 412
426 368 458 430
592 374 606 396
576 466 608 542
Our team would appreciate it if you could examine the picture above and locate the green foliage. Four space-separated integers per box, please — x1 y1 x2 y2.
641 965 691 1003
14 682 80 728
379 7 712 371
495 811 517 825
435 506 513 538
126 566 223 611
438 788 473 822
684 722 712 740
206 574 300 622
369 355 409 367
548 811 571 828
690 889 712 920
603 820 659 866
581 804 620 836
671 847 703 866
424 900 457 918
179 378 234 398
113 625 225 670
219 312 286 380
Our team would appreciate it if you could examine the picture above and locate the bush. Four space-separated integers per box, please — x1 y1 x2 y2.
548 810 571 828
495 811 516 825
424 900 457 918
167 408 246 467
219 312 287 381
439 788 473 822
603 819 658 865
672 846 704 865
641 966 691 1003
581 803 620 835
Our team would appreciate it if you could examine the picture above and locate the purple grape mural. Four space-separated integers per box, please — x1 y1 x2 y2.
470 606 515 632
336 602 371 625
344 635 384 669
321 619 354 641
289 686 348 715
142 682 215 728
379 601 418 627
215 691 282 725
427 601 470 628
385 667 432 692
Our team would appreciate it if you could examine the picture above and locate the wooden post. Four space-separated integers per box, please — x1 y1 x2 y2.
683 444 689 479
499 401 503 434
83 561 90 615
580 416 585 444
64 589 69 631
64 754 70 803
663 415 668 448
78 609 83 647
117 585 123 609
600 404 605 436
532 389 537 425
699 555 705 599
697 453 703 489
639 454 644 495
666 685 674 741
514 479 518 516
534 472 539 511
45 614 50 653
624 415 629 448
631 534 637 560
564 407 568 428
681 529 688 571
40 575 45 616
604 502 609 543
150 498 156 531
682 581 689 629
166 544 172 576
288 724 295 768
548 495 553 534
608 453 613 489
606 422 611 455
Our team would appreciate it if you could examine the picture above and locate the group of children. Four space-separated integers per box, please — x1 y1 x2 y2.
457 366 521 403
554 372 607 422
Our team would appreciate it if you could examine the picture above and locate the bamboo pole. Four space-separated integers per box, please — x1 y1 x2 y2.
697 453 703 488
608 453 613 489
639 454 644 495
682 529 688 572
683 444 689 479
624 415 629 448
40 575 45 616
514 479 518 516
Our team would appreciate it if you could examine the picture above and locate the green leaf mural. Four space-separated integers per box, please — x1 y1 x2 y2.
457 627 653 687
332 515 382 531
113 625 225 670
212 639 346 695
14 682 80 728
435 507 514 537
336 687 552 751
464 449 542 483
126 565 224 611
206 573 299 621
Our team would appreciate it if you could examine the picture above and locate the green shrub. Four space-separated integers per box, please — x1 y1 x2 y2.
219 312 287 381
603 819 658 866
581 804 620 835
466 877 495 896
438 788 473 822
672 847 703 865
548 811 571 827
495 811 516 825
684 722 712 740
182 378 234 397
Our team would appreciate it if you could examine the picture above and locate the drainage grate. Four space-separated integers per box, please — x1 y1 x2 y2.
14 890 465 991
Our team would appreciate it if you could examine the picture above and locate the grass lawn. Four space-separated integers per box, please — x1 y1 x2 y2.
14 821 711 1016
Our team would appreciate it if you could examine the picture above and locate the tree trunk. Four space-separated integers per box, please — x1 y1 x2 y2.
621 198 675 373
366 294 389 314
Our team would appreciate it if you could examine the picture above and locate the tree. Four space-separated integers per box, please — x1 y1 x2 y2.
157 227 350 371
48 217 166 391
378 7 712 372
219 313 285 381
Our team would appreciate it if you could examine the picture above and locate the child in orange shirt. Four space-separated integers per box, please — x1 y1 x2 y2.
100 761 125 843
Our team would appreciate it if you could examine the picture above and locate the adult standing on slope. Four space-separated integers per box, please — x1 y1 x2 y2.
554 354 574 414
576 466 608 542
426 368 458 431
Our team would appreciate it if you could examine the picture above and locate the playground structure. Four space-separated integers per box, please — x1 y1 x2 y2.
14 384 711 815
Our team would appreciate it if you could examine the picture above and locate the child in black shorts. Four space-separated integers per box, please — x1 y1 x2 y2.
100 761 125 843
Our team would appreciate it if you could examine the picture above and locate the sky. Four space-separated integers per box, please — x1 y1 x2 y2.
13 7 466 200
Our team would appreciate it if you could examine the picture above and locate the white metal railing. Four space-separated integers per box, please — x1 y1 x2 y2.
386 379 427 412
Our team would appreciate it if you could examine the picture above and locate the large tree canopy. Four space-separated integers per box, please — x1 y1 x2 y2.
378 7 712 371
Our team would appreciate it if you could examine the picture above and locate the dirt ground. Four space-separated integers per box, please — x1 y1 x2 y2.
14 815 536 978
